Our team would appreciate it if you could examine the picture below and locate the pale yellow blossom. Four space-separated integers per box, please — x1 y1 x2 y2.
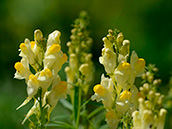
91 74 115 110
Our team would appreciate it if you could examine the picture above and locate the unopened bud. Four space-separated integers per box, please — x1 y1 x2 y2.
67 42 72 47
34 29 43 43
146 72 150 76
78 32 83 36
71 28 77 33
153 79 161 86
70 35 76 40
142 73 147 80
153 67 158 72
117 33 124 48
108 29 113 34
148 75 154 83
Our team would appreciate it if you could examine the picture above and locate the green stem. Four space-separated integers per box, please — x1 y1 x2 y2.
73 86 81 128
38 87 45 129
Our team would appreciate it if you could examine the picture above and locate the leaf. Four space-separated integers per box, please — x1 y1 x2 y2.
99 124 109 129
51 115 71 121
59 99 73 111
47 121 75 129
80 98 91 110
87 106 104 119
73 86 81 127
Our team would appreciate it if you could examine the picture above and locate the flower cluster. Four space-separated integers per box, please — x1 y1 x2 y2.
132 64 167 129
132 92 166 129
65 11 93 94
14 29 68 125
91 29 146 128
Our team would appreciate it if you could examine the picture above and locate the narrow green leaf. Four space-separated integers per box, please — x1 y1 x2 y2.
80 98 91 110
60 99 73 111
73 86 81 128
51 115 71 121
99 124 109 129
47 121 75 129
87 106 104 119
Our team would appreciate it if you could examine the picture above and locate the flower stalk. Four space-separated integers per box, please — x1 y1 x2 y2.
92 29 146 129
65 11 94 128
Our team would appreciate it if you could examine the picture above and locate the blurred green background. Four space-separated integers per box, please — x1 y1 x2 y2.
0 0 172 128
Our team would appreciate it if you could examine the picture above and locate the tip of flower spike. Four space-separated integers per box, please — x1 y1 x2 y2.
119 90 132 100
19 43 27 51
117 33 124 43
48 44 61 54
102 37 107 42
118 62 131 70
93 84 106 95
40 68 52 77
14 62 24 72
30 41 35 50
29 74 37 83
34 29 43 40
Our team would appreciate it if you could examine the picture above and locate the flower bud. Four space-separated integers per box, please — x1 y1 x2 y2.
148 75 154 83
34 29 43 44
117 33 124 48
102 37 113 50
120 40 130 56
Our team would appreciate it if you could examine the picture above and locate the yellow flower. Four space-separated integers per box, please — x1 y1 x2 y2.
19 43 28 53
38 68 53 92
93 84 106 95
119 90 132 100
53 81 67 96
14 58 31 81
47 44 61 55
99 48 117 74
30 41 35 50
14 62 24 73
16 74 39 110
47 30 61 47
132 98 167 129
105 110 120 129
44 80 67 120
114 62 131 88
130 51 145 77
91 74 115 110
102 37 113 50
51 53 68 74
79 63 93 83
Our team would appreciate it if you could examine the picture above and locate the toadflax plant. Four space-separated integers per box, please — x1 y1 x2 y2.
91 29 167 129
132 64 167 129
14 29 68 128
65 11 94 128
